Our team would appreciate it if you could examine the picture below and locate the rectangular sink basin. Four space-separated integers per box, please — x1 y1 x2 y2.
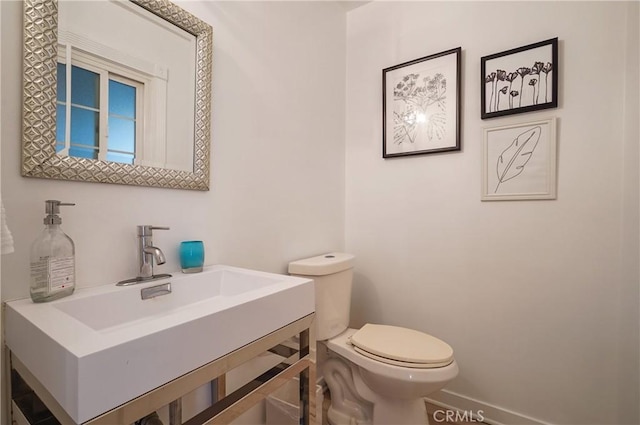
54 268 287 331
5 265 314 424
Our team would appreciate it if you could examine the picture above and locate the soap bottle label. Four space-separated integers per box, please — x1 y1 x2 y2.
30 256 75 293
30 258 49 288
49 256 74 292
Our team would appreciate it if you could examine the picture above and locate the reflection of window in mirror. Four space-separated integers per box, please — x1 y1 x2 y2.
108 79 138 164
56 49 144 165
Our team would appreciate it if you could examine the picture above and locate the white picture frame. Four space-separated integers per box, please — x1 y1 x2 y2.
482 117 557 201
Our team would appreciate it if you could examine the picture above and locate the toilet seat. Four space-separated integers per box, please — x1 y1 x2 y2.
349 324 454 369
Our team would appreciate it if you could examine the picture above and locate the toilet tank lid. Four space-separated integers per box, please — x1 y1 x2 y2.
288 252 355 276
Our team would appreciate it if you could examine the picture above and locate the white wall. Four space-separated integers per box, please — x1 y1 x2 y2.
0 2 4 419
345 2 639 424
3 1 638 424
1 0 345 299
1 0 345 420
619 0 640 419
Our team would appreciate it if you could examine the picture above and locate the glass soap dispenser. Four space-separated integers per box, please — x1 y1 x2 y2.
30 200 76 303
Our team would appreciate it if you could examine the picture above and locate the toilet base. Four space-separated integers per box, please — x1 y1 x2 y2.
326 398 428 425
327 405 371 425
371 398 428 425
324 355 431 425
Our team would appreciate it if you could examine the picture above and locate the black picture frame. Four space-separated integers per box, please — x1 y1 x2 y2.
481 38 558 120
383 47 461 158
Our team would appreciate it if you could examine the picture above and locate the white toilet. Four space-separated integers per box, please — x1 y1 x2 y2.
289 253 458 425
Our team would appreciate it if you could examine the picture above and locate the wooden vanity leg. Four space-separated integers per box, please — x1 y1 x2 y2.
6 346 14 425
169 398 182 425
216 375 226 400
299 328 310 425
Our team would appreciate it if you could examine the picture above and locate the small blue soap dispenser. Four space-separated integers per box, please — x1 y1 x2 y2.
29 200 76 303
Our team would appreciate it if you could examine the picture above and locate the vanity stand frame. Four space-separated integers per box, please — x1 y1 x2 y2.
8 313 316 425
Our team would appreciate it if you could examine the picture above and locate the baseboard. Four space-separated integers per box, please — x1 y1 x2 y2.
426 389 552 425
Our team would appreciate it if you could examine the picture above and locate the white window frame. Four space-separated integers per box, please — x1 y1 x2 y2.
57 44 159 166
106 73 144 163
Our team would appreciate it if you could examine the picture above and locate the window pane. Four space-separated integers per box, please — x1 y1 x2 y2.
56 104 66 143
108 116 135 154
71 66 99 108
69 146 98 160
106 152 134 164
70 107 99 147
57 63 66 102
109 80 136 118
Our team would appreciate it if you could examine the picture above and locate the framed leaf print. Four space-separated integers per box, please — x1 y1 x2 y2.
482 117 557 201
383 47 461 158
481 38 558 119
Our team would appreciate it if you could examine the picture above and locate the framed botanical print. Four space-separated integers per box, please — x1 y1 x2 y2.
481 38 558 119
383 47 461 158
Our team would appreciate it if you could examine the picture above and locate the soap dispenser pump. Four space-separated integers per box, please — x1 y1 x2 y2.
30 200 76 303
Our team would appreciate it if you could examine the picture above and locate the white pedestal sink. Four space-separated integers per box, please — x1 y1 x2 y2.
5 265 314 424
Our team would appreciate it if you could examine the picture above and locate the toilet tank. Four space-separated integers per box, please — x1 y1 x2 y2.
288 253 355 341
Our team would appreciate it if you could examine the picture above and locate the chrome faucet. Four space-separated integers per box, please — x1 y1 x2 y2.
117 225 171 286
138 225 169 278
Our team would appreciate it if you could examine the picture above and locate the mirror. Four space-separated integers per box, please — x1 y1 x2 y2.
22 0 212 190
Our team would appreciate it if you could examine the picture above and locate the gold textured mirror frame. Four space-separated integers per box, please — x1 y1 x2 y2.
22 0 212 190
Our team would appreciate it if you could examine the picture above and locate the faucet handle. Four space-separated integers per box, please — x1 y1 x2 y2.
137 225 170 236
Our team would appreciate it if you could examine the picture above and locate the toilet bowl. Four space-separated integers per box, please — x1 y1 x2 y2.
289 253 458 425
